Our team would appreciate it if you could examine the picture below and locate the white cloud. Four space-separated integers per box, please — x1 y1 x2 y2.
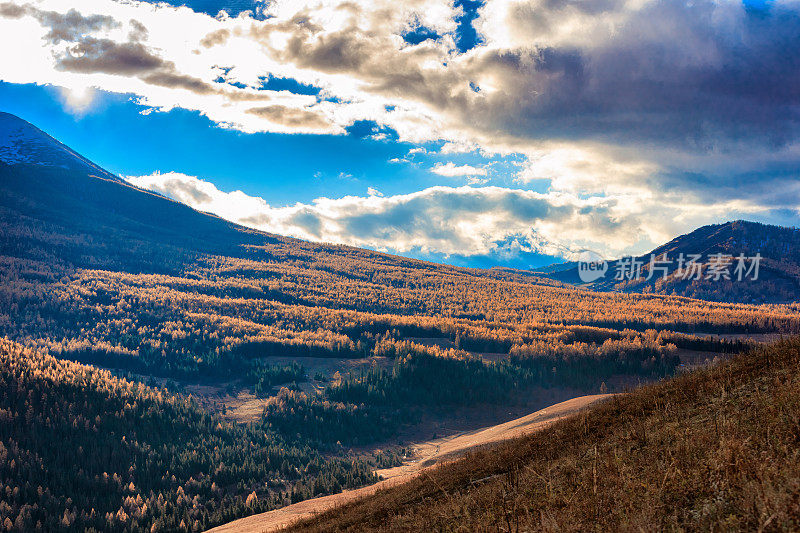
430 162 487 177
126 171 762 260
4 0 800 257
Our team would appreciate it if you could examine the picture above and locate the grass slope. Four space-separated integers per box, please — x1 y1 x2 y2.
289 337 800 532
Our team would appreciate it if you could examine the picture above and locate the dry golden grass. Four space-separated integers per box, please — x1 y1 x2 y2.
287 337 800 532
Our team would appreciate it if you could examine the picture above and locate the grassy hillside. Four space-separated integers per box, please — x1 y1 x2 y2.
289 336 800 532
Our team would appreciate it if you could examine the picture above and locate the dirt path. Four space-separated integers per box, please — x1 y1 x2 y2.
206 394 612 533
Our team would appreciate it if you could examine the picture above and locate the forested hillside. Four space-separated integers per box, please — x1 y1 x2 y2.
0 339 376 532
1 113 800 531
1 112 799 436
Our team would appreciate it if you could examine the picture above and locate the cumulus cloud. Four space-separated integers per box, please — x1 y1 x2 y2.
4 0 800 259
6 0 798 154
126 171 758 260
430 162 487 177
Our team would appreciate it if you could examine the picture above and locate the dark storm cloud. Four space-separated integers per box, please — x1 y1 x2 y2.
466 1 800 152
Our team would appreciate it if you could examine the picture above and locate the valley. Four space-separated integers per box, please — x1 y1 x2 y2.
284 337 800 532
207 394 612 533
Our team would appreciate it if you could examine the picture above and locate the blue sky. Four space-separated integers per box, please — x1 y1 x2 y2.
0 0 797 269
0 81 535 204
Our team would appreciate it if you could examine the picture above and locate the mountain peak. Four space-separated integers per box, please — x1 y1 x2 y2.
537 219 800 303
0 112 122 183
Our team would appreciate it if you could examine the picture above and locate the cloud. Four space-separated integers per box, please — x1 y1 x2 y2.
2 0 799 152
3 0 800 253
246 104 334 132
126 171 760 260
57 37 165 75
430 162 487 177
0 4 118 43
126 172 270 223
4 0 800 159
199 28 230 48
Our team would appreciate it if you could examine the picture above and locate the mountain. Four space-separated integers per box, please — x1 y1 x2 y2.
0 112 530 277
0 110 797 383
0 112 122 183
537 221 800 303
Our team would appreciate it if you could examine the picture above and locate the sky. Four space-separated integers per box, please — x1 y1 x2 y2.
0 0 798 269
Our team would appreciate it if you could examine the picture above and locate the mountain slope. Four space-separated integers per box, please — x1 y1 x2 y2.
0 112 502 276
0 112 122 183
286 335 800 532
1 111 798 385
539 220 800 303
1 115 799 532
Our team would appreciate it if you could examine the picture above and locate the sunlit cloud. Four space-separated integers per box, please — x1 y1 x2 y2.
430 162 487 177
3 0 800 261
126 171 770 261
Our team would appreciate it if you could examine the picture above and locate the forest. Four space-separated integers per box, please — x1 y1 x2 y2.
285 337 800 532
0 339 378 532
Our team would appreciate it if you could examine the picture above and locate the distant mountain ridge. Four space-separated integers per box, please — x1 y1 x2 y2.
0 111 554 282
537 221 800 303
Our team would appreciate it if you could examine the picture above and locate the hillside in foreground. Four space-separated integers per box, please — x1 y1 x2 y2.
287 336 800 532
